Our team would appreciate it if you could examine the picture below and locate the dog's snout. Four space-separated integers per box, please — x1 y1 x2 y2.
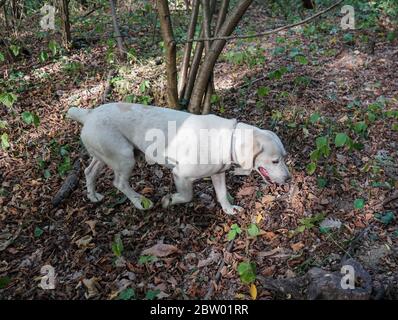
285 175 292 183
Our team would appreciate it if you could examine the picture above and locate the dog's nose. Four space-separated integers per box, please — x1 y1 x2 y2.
285 175 292 183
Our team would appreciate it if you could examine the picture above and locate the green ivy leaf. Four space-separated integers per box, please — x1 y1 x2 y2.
48 40 58 56
39 51 48 63
34 226 44 238
354 198 365 210
237 261 257 285
1 133 10 149
141 197 153 209
335 132 349 147
375 211 394 225
247 223 260 237
0 92 17 108
310 149 321 161
316 136 328 149
0 276 11 289
257 86 270 97
306 162 316 175
145 289 160 300
0 52 5 62
21 111 39 126
317 177 327 188
295 55 308 65
227 223 241 240
310 113 320 124
354 121 367 134
118 288 135 300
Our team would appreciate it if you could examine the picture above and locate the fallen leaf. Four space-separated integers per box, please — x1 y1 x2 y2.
142 243 179 257
261 195 275 203
85 220 97 236
75 235 93 249
82 277 100 299
237 186 255 197
250 283 257 300
260 231 276 241
141 187 154 195
256 214 263 224
290 242 305 252
197 250 220 268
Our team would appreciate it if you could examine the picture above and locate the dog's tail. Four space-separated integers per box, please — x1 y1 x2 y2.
67 107 91 124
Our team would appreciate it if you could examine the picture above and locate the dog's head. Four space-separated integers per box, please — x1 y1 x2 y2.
234 124 291 184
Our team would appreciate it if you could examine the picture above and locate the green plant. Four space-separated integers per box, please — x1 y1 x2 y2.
146 289 160 300
227 224 242 240
1 133 10 149
138 255 157 265
34 226 44 237
39 51 48 63
0 92 17 108
354 198 365 210
9 44 20 57
21 111 40 127
118 288 135 300
237 261 256 284
247 223 260 237
111 234 124 257
292 213 325 236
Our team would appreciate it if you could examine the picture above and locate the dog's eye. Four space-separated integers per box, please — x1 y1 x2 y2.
272 159 279 164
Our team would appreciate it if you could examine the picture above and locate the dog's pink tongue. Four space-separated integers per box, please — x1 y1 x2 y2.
259 167 268 178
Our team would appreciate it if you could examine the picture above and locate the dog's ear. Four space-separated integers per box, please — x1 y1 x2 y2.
234 127 262 170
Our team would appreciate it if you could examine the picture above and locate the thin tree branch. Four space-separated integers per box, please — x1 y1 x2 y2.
184 0 343 43
178 0 200 98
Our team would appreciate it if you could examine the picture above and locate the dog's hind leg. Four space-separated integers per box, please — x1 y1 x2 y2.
85 157 105 202
111 149 154 211
161 173 193 208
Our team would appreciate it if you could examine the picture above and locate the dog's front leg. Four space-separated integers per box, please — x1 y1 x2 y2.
161 173 193 208
211 172 243 215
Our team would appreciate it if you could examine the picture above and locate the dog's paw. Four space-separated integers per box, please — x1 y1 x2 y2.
161 194 172 208
88 192 104 203
223 205 244 215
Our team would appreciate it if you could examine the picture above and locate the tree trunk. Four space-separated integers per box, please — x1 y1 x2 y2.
60 0 72 49
156 0 179 109
109 0 126 60
188 0 254 113
178 0 200 99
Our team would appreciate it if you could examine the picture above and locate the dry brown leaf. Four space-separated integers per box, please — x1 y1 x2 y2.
75 235 93 249
82 277 100 299
237 186 255 197
142 243 179 257
290 242 305 252
262 195 275 203
85 220 97 236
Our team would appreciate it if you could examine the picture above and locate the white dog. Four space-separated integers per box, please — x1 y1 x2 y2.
67 103 291 215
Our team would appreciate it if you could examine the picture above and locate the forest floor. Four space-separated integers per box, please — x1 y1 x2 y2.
1 3 398 299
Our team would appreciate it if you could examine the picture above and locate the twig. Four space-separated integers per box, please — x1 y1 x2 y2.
102 70 115 103
182 0 343 43
383 192 398 207
52 159 81 207
204 239 234 300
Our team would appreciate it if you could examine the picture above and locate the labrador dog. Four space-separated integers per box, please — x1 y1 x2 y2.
67 103 291 215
